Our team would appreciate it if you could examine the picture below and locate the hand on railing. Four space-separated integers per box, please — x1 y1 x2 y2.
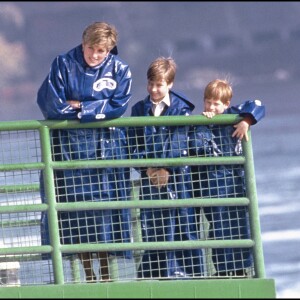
232 119 250 142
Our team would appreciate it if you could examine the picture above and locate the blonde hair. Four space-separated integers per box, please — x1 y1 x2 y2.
82 21 118 51
204 79 233 104
147 57 177 84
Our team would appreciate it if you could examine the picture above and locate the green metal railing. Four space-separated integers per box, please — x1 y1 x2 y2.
0 115 275 298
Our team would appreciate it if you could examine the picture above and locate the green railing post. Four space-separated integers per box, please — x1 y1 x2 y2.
243 130 266 278
0 116 274 296
39 126 65 284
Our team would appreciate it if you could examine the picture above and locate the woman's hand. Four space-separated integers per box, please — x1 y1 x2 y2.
67 100 81 109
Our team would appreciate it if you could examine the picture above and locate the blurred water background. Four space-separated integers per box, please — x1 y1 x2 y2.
0 2 299 297
238 80 300 298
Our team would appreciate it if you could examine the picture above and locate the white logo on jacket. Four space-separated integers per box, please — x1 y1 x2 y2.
93 78 116 92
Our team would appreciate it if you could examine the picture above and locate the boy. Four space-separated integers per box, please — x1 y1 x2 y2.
190 79 265 277
129 57 203 279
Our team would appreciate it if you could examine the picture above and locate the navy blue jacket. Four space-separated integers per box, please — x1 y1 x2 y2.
37 44 132 258
37 44 132 122
190 99 265 273
191 100 265 198
130 91 204 278
130 90 195 198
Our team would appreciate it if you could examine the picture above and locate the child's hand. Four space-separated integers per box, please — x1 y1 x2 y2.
146 167 169 188
232 120 250 141
146 167 157 178
202 112 215 118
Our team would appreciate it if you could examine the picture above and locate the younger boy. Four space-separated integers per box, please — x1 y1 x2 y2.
190 79 265 277
130 57 203 279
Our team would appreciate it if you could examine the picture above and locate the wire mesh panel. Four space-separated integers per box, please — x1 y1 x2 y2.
0 130 41 165
0 130 52 285
40 127 134 283
127 120 254 280
189 124 254 278
0 118 259 286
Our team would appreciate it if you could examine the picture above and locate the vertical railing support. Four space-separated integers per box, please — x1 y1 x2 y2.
39 126 65 284
243 130 266 278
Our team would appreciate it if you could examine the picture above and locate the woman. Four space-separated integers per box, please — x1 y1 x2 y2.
37 21 132 282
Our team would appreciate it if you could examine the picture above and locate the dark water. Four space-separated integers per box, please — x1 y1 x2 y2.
248 79 300 298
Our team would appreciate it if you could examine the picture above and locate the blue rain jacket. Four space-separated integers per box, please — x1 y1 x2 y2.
190 100 265 273
37 45 132 258
130 91 204 278
37 44 132 122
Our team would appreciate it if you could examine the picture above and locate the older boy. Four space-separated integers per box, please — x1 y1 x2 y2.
130 57 203 279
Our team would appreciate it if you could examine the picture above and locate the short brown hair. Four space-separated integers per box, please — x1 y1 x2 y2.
82 21 118 51
147 57 176 84
204 79 233 104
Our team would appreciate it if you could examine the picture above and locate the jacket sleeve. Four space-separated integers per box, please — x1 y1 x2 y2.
79 63 132 122
37 57 79 120
231 99 265 124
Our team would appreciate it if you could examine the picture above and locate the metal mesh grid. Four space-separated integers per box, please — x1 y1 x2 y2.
0 123 256 285
0 130 41 165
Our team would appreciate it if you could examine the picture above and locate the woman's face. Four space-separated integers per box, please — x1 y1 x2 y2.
82 43 110 67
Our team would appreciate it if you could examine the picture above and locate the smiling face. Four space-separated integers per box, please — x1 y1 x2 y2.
147 79 173 103
203 79 232 115
81 22 117 67
82 43 110 67
204 98 229 115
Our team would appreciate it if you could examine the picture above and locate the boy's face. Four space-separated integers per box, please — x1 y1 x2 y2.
147 79 173 103
204 98 229 115
82 43 110 67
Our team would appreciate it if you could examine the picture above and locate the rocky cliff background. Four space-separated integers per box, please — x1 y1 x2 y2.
0 2 299 120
